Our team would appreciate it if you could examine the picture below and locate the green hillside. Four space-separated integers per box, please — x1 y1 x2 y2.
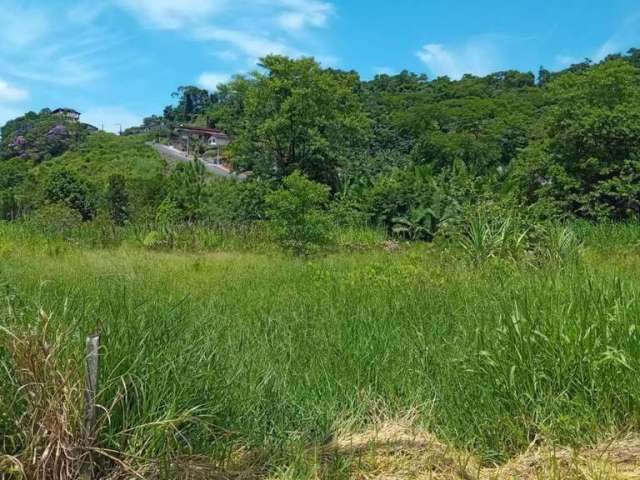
0 117 165 221
34 132 165 184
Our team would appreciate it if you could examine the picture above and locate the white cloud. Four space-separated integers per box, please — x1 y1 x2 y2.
594 39 620 62
0 4 50 49
275 0 333 32
3 56 103 87
81 106 143 133
67 1 109 24
277 12 307 31
594 11 640 61
214 50 241 62
417 39 502 79
0 79 29 103
0 2 122 89
558 11 640 68
197 72 231 91
113 0 335 67
195 27 294 61
114 0 228 30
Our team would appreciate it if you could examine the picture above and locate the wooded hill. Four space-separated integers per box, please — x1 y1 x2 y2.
1 49 640 241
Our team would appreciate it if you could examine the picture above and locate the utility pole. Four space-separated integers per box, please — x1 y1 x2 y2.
114 124 122 136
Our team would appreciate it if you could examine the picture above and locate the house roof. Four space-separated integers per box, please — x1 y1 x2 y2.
52 108 81 115
175 125 229 139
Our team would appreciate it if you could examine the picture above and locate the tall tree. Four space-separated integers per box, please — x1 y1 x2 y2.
227 56 371 187
512 60 640 219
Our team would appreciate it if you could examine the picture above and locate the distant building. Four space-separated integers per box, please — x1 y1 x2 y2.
174 126 231 164
52 108 81 122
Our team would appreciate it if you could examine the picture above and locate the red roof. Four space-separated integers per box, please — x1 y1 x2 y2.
175 125 229 139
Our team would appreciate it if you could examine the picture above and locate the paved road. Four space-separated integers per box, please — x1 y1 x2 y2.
150 143 246 179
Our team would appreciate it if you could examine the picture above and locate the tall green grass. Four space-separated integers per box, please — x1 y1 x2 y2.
2 222 640 473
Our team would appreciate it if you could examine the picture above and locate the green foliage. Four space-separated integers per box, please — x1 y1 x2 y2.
47 132 165 184
3 222 640 469
361 166 459 240
166 159 209 223
0 109 94 161
169 86 214 123
0 132 166 226
512 60 640 220
0 191 19 221
204 178 273 225
105 174 130 225
142 230 164 250
3 50 640 246
458 215 528 263
4 48 640 476
266 171 333 254
25 203 83 237
42 169 95 220
151 198 182 248
538 224 583 264
222 56 371 186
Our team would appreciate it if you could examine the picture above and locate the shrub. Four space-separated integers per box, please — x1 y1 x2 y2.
42 169 95 220
27 204 83 238
538 224 583 264
266 171 333 255
152 199 182 248
203 178 273 226
105 174 130 225
167 159 208 223
0 191 19 221
456 213 530 264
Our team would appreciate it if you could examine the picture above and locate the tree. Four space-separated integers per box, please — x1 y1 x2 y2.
171 86 213 122
512 60 640 219
266 171 333 254
167 159 209 223
0 191 19 220
228 56 371 187
43 169 95 220
538 66 552 86
105 174 130 225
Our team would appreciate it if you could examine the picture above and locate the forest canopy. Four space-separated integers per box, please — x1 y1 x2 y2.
2 48 640 242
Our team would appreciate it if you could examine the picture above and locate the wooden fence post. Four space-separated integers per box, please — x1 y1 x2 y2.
82 333 100 478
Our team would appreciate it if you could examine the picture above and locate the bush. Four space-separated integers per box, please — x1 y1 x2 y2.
42 169 95 220
26 203 83 238
203 178 273 226
537 224 583 264
105 174 130 225
266 171 333 255
166 159 208 223
457 215 528 263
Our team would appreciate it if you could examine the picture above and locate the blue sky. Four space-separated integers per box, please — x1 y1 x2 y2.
0 0 639 132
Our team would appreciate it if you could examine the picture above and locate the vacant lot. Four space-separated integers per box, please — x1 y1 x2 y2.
2 225 640 478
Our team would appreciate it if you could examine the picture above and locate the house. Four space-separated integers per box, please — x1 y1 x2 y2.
174 126 231 164
52 108 81 122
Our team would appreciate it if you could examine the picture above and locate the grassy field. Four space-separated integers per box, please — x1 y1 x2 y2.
2 222 640 478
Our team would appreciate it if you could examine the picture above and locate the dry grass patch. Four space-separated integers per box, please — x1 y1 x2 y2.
327 415 640 480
